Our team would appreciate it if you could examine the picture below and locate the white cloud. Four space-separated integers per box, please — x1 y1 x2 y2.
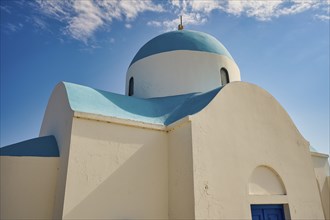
5 23 23 33
190 0 222 13
147 20 162 27
225 1 283 21
230 0 316 21
36 0 71 21
32 0 329 43
66 0 103 43
0 5 12 14
34 0 164 43
315 14 330 21
315 0 330 21
148 0 329 30
31 16 47 30
224 0 327 21
148 0 211 31
95 0 163 21
118 0 163 20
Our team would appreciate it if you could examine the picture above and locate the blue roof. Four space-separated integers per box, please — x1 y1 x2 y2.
64 82 222 126
0 136 59 157
130 30 233 66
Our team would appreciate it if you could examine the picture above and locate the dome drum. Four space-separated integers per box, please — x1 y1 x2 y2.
126 30 241 98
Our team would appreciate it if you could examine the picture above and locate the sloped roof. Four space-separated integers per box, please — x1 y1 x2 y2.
0 135 59 157
130 30 233 66
64 82 222 126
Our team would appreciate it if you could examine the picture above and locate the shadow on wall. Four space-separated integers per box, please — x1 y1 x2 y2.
312 156 330 220
63 143 167 219
313 157 330 219
319 177 330 219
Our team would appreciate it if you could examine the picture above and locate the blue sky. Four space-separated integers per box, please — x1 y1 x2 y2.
1 0 329 154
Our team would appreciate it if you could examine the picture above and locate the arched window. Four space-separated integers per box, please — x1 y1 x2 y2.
220 68 230 86
128 77 134 96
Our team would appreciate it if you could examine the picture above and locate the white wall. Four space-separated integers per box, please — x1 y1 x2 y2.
40 82 74 219
168 121 195 219
311 153 330 219
249 166 286 195
0 156 59 219
12 80 325 220
126 51 240 98
190 82 324 219
61 117 168 219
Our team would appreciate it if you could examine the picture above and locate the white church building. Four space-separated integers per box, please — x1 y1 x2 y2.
1 29 329 220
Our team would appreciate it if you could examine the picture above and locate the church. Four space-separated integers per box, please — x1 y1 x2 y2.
1 27 329 220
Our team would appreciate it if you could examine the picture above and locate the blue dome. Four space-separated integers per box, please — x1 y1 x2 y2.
130 30 233 66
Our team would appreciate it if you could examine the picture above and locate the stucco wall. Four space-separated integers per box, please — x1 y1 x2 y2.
61 117 168 219
0 156 59 219
190 82 324 219
7 80 325 220
248 166 286 195
126 51 240 98
40 82 74 219
311 153 330 219
168 121 195 219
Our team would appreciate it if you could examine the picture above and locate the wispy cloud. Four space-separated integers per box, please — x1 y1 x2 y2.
4 23 23 33
152 0 214 30
315 14 330 21
31 16 47 30
148 0 329 30
224 0 315 20
125 23 132 29
36 0 71 21
315 0 330 21
0 5 12 14
66 1 103 43
34 0 163 44
7 0 327 43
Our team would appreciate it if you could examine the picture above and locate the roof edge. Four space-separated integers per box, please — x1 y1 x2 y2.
311 151 329 158
73 111 167 131
0 135 59 157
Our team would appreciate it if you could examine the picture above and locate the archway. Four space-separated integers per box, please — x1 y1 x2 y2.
249 166 286 195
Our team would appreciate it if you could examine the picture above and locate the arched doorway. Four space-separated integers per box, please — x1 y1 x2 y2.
248 166 289 220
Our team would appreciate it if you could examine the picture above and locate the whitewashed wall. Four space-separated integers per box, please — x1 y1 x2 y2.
40 82 74 219
126 51 240 98
5 80 327 220
189 82 325 219
0 156 59 219
311 152 330 219
168 120 195 219
61 117 168 219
